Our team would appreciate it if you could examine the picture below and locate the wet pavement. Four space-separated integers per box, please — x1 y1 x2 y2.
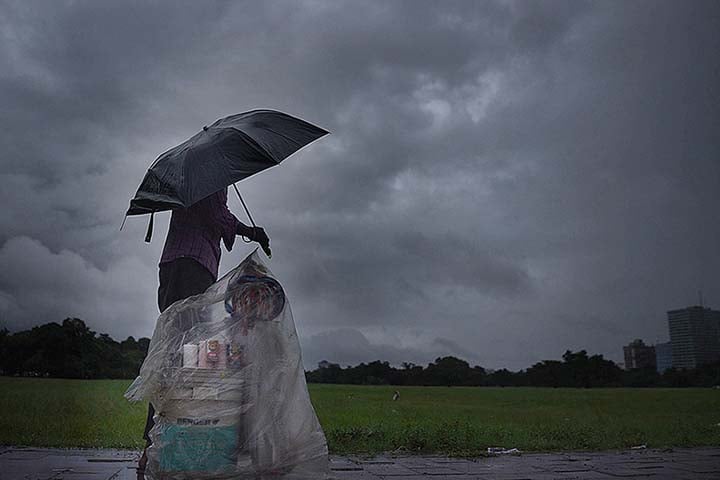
1 446 719 479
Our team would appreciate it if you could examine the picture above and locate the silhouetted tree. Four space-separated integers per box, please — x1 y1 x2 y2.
487 368 518 387
424 356 471 386
0 319 150 379
526 360 564 387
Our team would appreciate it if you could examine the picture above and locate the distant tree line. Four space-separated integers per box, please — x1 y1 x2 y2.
2 320 719 386
0 318 149 379
305 350 720 388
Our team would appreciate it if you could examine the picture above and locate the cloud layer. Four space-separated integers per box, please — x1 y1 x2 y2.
1 0 718 369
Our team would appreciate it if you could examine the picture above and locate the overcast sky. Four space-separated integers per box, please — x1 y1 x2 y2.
1 1 718 370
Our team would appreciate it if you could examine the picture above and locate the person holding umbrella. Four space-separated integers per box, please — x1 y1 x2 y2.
137 189 270 474
126 110 328 475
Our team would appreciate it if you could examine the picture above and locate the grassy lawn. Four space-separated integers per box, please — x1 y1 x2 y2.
1 377 718 454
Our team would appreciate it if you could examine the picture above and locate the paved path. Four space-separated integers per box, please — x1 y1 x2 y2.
1 446 719 479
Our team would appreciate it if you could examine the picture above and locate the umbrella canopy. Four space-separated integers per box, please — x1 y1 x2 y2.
126 109 329 216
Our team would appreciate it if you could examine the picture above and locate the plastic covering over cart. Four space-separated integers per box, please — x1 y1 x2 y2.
125 250 329 479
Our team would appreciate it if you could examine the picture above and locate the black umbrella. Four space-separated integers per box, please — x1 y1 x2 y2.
125 109 328 241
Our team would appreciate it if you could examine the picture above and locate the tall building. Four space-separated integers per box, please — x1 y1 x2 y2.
655 341 672 373
667 306 720 370
623 339 657 370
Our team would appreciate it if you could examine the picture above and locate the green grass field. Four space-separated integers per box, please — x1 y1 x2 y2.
1 377 718 455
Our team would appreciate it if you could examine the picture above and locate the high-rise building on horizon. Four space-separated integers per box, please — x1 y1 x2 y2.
667 306 720 370
623 339 657 370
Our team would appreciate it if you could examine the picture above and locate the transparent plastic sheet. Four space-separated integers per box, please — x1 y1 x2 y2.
125 250 329 479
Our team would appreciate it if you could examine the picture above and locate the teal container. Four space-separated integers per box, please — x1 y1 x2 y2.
159 424 238 473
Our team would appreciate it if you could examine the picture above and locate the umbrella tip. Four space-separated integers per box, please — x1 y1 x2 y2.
203 125 209 131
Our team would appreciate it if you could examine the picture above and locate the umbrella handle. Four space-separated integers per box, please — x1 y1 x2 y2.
233 183 256 229
233 184 271 258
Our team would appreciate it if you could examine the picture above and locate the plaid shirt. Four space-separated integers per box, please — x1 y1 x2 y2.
160 188 240 280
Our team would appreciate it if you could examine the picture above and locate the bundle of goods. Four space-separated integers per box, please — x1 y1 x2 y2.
125 250 328 479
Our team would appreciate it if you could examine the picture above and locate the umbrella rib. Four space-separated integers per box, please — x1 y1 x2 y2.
209 141 255 187
257 126 304 148
229 127 281 164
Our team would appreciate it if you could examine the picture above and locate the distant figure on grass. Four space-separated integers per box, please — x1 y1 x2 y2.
392 390 400 401
137 187 270 474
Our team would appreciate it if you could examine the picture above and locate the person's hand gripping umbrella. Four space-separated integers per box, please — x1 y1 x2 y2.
124 109 329 257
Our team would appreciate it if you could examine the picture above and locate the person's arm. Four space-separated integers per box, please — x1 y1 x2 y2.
235 222 253 239
208 189 271 256
238 223 271 257
204 188 240 251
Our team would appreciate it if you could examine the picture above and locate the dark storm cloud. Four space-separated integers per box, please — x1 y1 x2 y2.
1 0 718 370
